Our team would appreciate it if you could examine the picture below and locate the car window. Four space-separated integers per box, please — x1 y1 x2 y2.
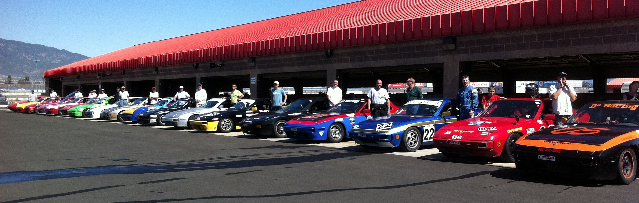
283 100 312 112
327 100 365 113
395 100 443 116
480 100 540 119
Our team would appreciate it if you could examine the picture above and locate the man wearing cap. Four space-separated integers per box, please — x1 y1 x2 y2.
119 86 130 106
97 89 108 99
549 72 577 124
195 83 207 106
174 86 190 100
149 87 159 104
74 89 84 98
230 83 244 105
271 81 287 111
28 90 37 102
88 90 97 99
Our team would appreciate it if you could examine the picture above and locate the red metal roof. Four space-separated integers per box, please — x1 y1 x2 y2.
45 0 639 77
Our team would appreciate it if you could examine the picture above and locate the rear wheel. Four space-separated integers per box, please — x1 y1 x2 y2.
399 127 422 152
616 148 637 185
499 133 522 163
326 123 345 143
273 120 287 138
186 115 197 128
218 118 235 133
156 115 165 125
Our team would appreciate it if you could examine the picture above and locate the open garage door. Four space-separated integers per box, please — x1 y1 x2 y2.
200 75 250 99
159 78 196 99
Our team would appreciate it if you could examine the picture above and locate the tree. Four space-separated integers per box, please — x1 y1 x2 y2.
6 75 11 84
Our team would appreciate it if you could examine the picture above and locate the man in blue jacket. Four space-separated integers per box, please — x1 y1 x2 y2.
452 75 478 120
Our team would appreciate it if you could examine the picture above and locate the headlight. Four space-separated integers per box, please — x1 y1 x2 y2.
353 125 359 129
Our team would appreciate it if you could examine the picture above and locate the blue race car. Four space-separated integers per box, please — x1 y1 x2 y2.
349 98 456 152
119 97 173 122
284 99 399 143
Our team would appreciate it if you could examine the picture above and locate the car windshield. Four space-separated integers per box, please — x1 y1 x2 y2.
37 97 47 102
131 98 146 105
327 100 365 113
479 100 540 119
45 98 54 102
395 100 443 116
59 98 69 102
282 99 312 112
567 103 639 126
200 100 219 108
229 101 252 110
86 98 100 104
156 99 170 106
168 99 188 108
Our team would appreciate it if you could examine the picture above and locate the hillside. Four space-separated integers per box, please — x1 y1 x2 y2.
0 38 88 80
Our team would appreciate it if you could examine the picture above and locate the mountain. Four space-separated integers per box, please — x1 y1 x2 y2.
0 38 89 80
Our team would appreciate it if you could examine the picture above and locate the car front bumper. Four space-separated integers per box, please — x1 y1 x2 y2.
514 150 616 180
433 138 498 157
349 130 398 148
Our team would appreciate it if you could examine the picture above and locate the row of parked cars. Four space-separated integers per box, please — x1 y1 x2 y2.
7 95 639 184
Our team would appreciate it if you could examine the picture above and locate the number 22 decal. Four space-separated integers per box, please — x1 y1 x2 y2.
423 125 435 141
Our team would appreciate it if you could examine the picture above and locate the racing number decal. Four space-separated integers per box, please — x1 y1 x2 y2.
422 125 435 141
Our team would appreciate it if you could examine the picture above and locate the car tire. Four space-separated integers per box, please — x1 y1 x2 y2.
186 115 197 129
327 123 345 143
156 115 164 126
499 133 522 163
218 118 235 133
399 127 422 152
616 148 637 185
273 120 287 138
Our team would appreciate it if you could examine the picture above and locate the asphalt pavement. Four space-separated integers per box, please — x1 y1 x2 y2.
2 108 639 202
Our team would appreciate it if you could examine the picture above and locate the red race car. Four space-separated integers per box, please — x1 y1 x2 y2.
433 98 554 162
23 98 57 113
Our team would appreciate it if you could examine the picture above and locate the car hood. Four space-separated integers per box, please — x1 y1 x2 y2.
518 124 636 148
288 112 358 124
165 107 219 118
243 111 304 123
355 115 439 130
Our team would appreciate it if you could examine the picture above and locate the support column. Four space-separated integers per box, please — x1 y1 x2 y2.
195 76 201 86
443 55 460 98
326 68 337 88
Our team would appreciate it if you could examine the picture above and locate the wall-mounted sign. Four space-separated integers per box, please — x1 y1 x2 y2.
250 77 257 85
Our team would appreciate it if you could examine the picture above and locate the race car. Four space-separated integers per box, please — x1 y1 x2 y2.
162 98 233 128
98 97 148 120
514 100 639 184
349 99 456 152
68 97 116 117
284 99 399 142
23 97 56 113
35 97 69 114
240 98 331 137
136 98 197 125
190 99 272 132
433 98 553 162
12 96 48 112
85 97 143 119
118 97 173 122
45 97 87 115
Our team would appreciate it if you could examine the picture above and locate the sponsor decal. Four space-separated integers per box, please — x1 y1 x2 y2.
538 155 556 161
538 147 562 153
537 120 543 124
422 125 436 141
550 127 610 135
481 132 491 136
454 130 474 133
469 121 493 126
507 127 522 133
336 118 344 121
526 128 535 134
590 103 639 110
346 113 355 117
478 126 497 131
376 122 393 131
451 135 463 140
497 141 502 147
444 131 452 134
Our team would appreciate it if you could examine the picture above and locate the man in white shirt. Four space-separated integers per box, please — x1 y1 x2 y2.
119 86 130 106
88 90 97 98
28 90 37 102
549 72 577 124
97 89 108 99
149 87 159 104
49 89 58 100
367 79 391 117
174 86 190 100
194 83 207 106
327 80 342 106
74 89 84 98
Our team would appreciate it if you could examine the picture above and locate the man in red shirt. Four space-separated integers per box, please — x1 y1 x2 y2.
481 86 500 109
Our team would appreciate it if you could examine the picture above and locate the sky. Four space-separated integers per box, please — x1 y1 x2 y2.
0 0 356 57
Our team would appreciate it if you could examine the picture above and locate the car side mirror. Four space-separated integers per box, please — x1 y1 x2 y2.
252 107 258 112
362 109 371 114
544 114 555 121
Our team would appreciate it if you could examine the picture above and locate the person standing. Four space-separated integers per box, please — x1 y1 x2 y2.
149 87 159 104
367 79 391 117
481 86 500 109
49 89 58 100
174 86 190 100
271 81 287 111
549 72 577 124
452 75 478 120
88 90 97 99
405 77 423 103
230 84 244 105
195 83 207 106
28 90 37 102
97 89 108 99
623 81 639 100
74 89 84 98
119 86 130 106
327 80 342 106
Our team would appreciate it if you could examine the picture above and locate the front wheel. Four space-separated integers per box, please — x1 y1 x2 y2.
499 133 522 163
399 127 422 152
156 115 164 126
616 148 637 185
218 118 235 133
272 120 287 138
326 123 345 143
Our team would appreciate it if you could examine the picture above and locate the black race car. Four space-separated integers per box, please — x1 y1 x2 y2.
514 100 639 184
190 99 272 132
240 98 331 138
136 98 197 125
